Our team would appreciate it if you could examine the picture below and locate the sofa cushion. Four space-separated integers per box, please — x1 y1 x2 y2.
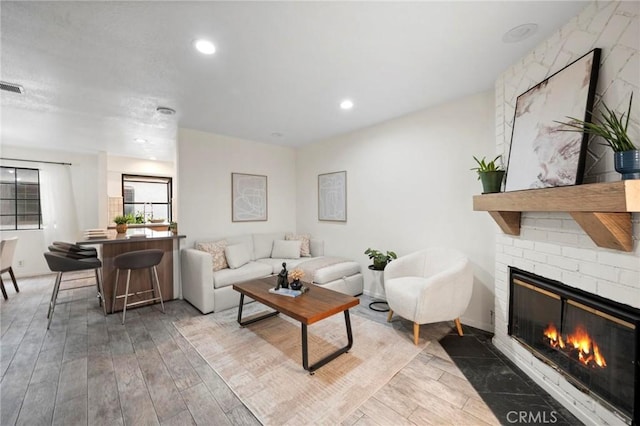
253 232 285 259
225 234 255 260
213 262 272 289
225 244 251 269
285 233 311 257
309 239 324 257
195 240 228 272
271 240 301 259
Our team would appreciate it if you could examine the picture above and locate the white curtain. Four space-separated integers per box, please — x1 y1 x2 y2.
40 163 79 249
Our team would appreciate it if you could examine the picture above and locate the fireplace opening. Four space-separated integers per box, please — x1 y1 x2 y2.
508 267 640 424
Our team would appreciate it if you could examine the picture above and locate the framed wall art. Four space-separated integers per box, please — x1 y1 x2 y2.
231 173 267 222
504 48 601 192
318 171 346 222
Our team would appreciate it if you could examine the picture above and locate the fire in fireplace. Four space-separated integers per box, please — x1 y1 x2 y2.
508 267 640 424
543 323 607 368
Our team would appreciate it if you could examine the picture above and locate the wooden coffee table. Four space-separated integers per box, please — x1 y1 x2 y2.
233 276 359 374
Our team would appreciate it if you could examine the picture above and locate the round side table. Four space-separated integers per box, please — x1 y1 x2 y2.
368 265 389 312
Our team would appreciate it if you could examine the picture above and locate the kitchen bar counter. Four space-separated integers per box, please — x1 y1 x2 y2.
78 229 185 312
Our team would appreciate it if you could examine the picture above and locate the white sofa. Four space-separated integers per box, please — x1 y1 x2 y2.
181 231 363 314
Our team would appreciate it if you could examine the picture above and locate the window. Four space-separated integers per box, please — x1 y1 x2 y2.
122 175 172 222
0 166 42 230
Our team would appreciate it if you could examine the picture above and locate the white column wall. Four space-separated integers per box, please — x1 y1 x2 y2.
493 2 639 425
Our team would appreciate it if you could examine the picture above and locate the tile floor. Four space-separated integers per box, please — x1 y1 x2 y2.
439 328 580 425
1 273 524 425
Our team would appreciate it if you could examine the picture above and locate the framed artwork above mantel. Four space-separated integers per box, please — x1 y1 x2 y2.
504 48 601 192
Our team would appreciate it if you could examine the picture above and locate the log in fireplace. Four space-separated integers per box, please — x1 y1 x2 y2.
508 267 640 424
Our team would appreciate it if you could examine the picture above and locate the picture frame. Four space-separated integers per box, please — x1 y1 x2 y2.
318 171 347 222
231 173 267 222
504 48 601 192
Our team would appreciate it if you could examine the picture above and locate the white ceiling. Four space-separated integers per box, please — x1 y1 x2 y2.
1 1 589 162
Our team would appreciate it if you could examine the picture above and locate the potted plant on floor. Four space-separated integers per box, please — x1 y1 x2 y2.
114 215 132 234
556 93 638 180
364 248 397 271
471 155 505 193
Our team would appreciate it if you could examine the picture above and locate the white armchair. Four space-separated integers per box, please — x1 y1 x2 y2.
384 248 473 345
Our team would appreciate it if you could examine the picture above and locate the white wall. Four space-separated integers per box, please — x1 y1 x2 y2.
177 128 297 249
296 91 497 331
0 145 100 276
493 2 639 425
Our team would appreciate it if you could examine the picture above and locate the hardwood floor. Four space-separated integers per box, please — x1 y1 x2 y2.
1 274 498 425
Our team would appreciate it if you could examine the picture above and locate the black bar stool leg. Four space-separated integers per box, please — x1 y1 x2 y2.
47 272 63 329
122 270 131 324
112 269 120 314
95 268 107 316
153 266 165 313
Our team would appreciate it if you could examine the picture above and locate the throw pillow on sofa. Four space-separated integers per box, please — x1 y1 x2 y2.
225 243 252 269
271 240 302 259
285 233 311 257
196 240 228 272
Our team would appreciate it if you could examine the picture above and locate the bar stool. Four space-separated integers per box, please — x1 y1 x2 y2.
43 251 106 329
47 242 105 311
112 249 165 324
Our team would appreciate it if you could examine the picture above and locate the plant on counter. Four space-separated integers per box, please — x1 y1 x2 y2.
364 248 397 271
169 221 178 234
113 214 132 234
113 215 132 225
134 211 145 224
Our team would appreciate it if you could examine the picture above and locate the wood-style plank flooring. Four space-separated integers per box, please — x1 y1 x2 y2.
1 274 498 425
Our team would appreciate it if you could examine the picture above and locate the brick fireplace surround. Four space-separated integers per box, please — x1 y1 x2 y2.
492 2 639 425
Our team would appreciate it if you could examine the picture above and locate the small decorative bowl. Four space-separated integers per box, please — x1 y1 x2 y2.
149 218 166 223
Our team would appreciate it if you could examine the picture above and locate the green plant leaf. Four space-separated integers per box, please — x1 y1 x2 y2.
555 93 637 152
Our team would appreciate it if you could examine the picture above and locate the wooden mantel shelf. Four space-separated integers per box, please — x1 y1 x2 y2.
473 181 640 252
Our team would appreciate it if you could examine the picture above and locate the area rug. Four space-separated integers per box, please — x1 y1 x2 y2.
174 306 427 425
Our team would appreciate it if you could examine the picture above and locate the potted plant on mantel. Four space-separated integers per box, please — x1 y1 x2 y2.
556 93 639 180
364 248 397 271
113 215 131 234
471 155 505 193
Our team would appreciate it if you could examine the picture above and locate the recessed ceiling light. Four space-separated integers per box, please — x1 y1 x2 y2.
340 99 354 110
502 23 538 43
194 39 216 55
156 106 176 115
134 138 147 144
